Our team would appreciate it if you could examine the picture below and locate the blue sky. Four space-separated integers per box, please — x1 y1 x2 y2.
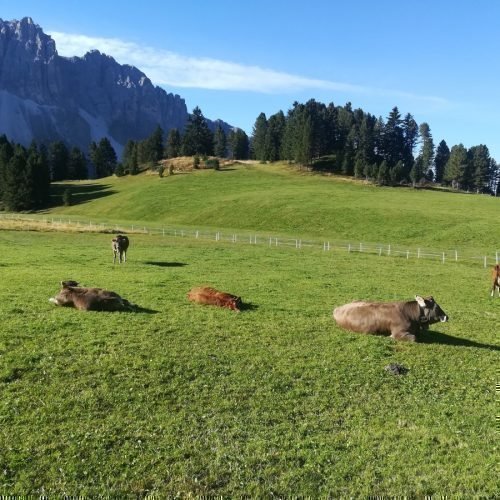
2 0 500 159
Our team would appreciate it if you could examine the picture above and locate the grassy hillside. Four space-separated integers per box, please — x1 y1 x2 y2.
0 164 498 495
42 162 500 252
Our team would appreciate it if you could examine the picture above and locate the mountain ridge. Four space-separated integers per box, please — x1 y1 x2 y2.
0 17 231 157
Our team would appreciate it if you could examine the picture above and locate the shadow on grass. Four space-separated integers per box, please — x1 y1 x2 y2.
50 183 116 207
131 305 159 314
144 261 188 267
419 329 500 351
240 301 259 312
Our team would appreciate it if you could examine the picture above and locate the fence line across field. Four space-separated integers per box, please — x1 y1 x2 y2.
1 213 499 268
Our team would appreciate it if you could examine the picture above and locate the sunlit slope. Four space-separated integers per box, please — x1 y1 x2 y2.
48 163 500 250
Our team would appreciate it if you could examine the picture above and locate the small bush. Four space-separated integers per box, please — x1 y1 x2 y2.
158 165 165 178
204 158 220 170
193 155 200 169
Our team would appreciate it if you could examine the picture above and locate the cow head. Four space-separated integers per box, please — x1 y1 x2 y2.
415 295 448 324
229 296 242 312
49 283 79 307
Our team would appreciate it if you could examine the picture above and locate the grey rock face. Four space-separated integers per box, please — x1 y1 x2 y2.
0 17 202 157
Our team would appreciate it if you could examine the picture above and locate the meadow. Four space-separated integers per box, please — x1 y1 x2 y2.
0 163 498 496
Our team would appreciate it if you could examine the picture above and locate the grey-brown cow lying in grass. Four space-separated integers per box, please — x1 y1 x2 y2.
49 281 135 311
112 234 129 264
333 295 448 342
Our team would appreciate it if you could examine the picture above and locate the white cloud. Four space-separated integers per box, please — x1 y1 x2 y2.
48 31 449 106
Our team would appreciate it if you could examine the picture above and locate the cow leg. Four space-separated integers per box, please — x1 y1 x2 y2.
390 331 416 342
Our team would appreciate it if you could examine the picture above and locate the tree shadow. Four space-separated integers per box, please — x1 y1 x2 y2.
144 261 188 267
418 329 499 351
50 183 116 207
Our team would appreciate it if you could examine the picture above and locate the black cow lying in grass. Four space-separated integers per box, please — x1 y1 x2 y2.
49 280 135 311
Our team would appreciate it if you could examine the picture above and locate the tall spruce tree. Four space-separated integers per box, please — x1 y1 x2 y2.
434 140 450 183
67 147 88 179
48 141 69 181
382 107 404 169
229 128 249 159
213 125 227 158
3 146 31 210
469 144 491 193
0 135 14 203
181 107 214 156
90 138 117 178
418 123 434 178
27 142 50 206
265 111 286 161
122 140 138 174
251 112 268 161
402 113 418 176
165 128 181 158
444 144 469 189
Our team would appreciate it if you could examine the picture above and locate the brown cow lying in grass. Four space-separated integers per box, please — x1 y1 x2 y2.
333 295 448 342
49 280 135 311
491 264 500 297
187 286 242 312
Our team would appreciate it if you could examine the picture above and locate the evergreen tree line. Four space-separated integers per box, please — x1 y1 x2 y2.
0 105 251 210
251 100 499 194
0 134 120 210
0 135 50 211
120 106 250 173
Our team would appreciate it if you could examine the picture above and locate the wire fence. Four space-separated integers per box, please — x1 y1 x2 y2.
1 213 499 268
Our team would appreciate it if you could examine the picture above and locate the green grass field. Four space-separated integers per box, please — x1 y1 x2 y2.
0 163 498 496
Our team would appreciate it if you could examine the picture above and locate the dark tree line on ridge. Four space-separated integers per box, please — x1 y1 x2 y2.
1 100 499 212
251 100 499 194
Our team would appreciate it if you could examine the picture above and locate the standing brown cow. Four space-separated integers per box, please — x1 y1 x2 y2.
112 235 129 264
333 295 448 342
491 264 500 297
187 286 242 312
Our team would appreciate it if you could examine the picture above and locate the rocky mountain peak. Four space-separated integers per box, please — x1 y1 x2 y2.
0 17 231 158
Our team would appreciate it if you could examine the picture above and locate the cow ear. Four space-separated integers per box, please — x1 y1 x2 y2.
415 295 426 307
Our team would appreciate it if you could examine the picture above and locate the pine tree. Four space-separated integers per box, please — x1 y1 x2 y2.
27 142 50 206
377 160 389 186
434 140 450 183
181 107 214 156
382 107 404 168
3 147 31 211
410 156 425 187
444 144 468 189
122 140 138 174
469 144 491 193
48 141 69 181
213 125 227 158
90 138 117 178
402 113 418 175
265 111 286 162
0 135 14 203
67 147 88 179
416 122 434 182
251 112 268 161
229 129 249 159
165 128 182 158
